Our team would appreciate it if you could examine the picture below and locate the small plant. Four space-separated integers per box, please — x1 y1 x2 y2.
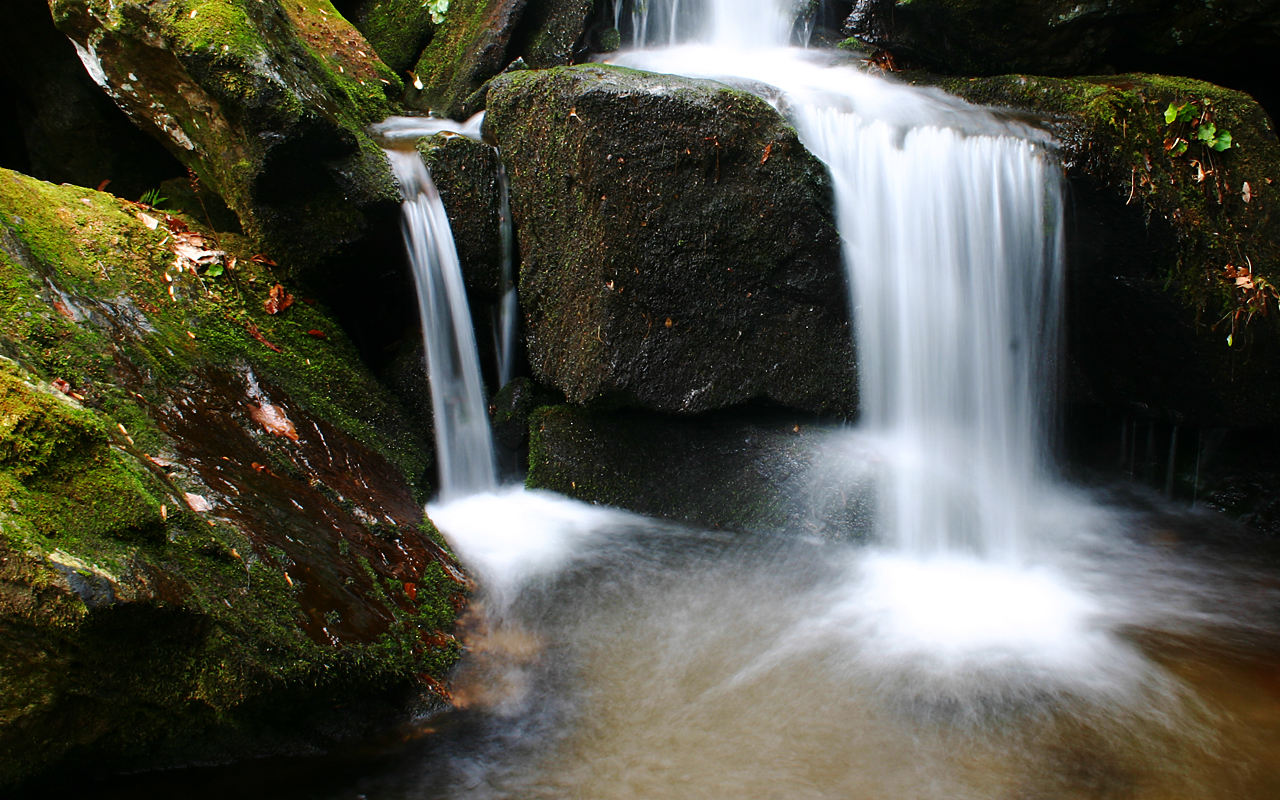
139 187 167 208
422 0 448 24
1163 99 1233 156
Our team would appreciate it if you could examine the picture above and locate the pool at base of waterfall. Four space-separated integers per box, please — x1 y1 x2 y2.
32 485 1280 800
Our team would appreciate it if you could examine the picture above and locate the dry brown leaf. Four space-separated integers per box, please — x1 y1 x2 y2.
249 401 299 441
185 492 212 512
264 284 294 315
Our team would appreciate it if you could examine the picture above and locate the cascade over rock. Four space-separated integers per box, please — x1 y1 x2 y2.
914 72 1280 426
0 169 463 788
485 64 856 417
48 0 405 271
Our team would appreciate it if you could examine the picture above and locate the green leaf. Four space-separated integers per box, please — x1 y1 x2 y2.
1212 130 1233 151
1164 103 1179 124
1196 122 1217 143
1171 140 1188 156
205 263 224 278
1178 103 1196 123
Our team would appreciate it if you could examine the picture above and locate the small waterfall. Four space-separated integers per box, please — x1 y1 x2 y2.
623 0 791 48
494 161 519 389
384 147 498 501
613 5 1066 560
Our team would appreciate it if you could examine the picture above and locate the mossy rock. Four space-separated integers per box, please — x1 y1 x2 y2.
486 64 856 417
340 0 438 74
48 0 405 271
910 71 1280 425
407 0 598 119
0 168 464 787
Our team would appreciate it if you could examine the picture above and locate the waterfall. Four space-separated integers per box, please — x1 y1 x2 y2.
614 5 1066 561
384 146 498 501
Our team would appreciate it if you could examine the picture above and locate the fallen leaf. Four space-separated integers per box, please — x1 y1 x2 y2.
249 401 299 441
250 253 277 266
185 493 212 512
52 298 76 321
306 329 327 338
165 215 189 233
246 323 283 353
137 212 160 230
160 504 167 521
52 378 72 394
96 179 112 192
405 582 417 601
665 317 673 328
761 142 773 164
1243 181 1252 203
264 284 294 315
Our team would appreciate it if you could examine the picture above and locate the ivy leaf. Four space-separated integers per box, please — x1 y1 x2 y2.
1196 122 1217 143
205 263 224 278
1212 130 1233 151
1164 103 1179 124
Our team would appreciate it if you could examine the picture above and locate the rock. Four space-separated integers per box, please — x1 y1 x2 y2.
417 132 506 302
492 376 558 448
48 0 405 271
914 72 1280 426
485 64 856 417
845 0 1280 119
526 404 870 537
409 0 530 119
0 0 183 200
0 169 463 787
338 0 438 74
408 0 601 119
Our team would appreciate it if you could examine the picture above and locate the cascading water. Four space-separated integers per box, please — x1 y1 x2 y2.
351 4 1280 798
373 116 498 501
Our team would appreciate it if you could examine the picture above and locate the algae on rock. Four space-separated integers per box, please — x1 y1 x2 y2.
0 168 464 788
47 0 405 271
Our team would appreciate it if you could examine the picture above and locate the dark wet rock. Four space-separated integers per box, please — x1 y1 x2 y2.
492 376 559 448
908 72 1280 427
48 0 405 272
0 0 184 200
0 169 462 788
408 0 601 119
511 0 595 69
337 0 438 74
416 132 505 302
527 404 869 537
485 64 856 417
845 0 1280 117
409 0 530 119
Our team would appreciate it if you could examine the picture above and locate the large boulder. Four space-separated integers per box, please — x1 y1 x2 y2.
47 0 405 271
337 0 438 74
485 64 856 417
912 72 1280 426
0 169 464 787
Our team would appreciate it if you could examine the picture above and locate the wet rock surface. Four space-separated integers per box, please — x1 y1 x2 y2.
0 169 463 788
486 64 856 417
527 404 865 537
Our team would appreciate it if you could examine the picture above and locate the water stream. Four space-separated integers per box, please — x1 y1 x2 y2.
71 4 1280 797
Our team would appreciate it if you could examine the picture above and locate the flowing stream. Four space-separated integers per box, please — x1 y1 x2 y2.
86 4 1280 798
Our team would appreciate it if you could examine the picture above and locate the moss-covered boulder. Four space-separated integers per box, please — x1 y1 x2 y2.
407 0 598 119
485 64 856 417
0 168 464 787
526 404 864 537
911 72 1280 425
47 0 405 271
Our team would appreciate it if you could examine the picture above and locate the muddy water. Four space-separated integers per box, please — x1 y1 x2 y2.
37 489 1280 800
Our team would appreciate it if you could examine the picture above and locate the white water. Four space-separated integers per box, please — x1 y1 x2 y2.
376 3 1280 797
383 142 497 501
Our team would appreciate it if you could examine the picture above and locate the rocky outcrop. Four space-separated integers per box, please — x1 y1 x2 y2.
485 65 856 417
0 169 463 787
47 0 405 272
912 72 1280 426
338 0 438 74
